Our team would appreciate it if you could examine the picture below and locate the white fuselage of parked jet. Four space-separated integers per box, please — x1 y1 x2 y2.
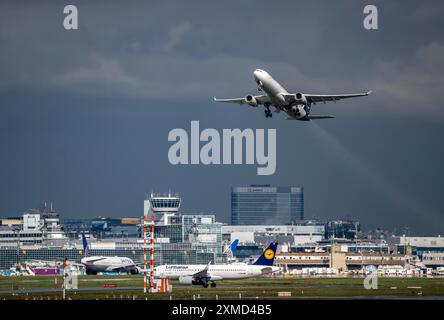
81 256 137 273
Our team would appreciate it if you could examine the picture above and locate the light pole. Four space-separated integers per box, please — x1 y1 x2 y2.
15 229 20 273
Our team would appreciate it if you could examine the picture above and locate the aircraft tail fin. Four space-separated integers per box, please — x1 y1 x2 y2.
82 232 90 257
224 239 239 258
253 242 278 266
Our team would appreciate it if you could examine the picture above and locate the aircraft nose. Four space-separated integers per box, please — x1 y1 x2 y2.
254 69 265 86
253 69 260 79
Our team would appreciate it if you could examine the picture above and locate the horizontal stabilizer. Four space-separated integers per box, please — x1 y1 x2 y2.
308 115 336 119
285 115 335 120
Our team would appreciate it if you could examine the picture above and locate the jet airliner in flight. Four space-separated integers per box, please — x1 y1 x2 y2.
214 69 371 120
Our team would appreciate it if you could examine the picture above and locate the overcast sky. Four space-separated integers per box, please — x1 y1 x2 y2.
0 0 443 234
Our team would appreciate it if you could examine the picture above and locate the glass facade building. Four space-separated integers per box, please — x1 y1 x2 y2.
231 185 304 225
154 214 224 264
0 242 223 268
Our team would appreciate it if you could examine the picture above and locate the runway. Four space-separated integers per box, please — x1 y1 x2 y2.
0 284 319 295
2 284 444 300
2 276 444 300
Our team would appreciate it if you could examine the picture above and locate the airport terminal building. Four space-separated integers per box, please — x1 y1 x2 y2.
0 194 226 269
1 194 444 274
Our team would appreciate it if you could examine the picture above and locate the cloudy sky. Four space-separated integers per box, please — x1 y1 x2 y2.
0 0 443 234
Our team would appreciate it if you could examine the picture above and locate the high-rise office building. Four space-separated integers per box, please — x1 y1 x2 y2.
231 185 304 225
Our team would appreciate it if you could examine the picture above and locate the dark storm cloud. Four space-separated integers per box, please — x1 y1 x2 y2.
1 1 443 115
0 0 443 234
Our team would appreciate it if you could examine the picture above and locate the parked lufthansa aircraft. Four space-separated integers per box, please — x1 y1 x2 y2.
214 69 371 120
154 242 280 288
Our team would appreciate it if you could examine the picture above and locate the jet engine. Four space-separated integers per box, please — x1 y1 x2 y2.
129 267 139 275
179 275 206 285
291 104 307 119
178 275 194 284
294 92 307 105
245 95 258 107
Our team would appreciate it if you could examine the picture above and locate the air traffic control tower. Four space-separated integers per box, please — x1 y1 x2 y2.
144 192 181 225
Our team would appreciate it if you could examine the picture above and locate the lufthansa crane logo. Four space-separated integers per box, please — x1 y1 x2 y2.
264 249 275 260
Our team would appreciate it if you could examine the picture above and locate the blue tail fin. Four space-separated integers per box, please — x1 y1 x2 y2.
253 242 278 266
230 239 239 257
82 232 89 257
224 239 239 258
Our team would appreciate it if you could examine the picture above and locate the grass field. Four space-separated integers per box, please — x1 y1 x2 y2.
1 276 444 300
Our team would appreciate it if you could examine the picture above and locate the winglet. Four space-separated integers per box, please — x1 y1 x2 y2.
366 90 373 95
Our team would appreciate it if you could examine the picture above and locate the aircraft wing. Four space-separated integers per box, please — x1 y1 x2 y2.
305 91 372 104
83 257 108 264
192 262 210 278
105 265 135 272
282 91 371 104
105 266 122 272
68 262 85 267
213 95 270 105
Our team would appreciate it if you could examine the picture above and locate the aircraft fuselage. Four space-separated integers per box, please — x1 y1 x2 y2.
81 256 138 274
254 69 288 107
253 69 309 119
155 264 280 281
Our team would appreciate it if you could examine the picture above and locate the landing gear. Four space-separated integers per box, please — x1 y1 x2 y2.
264 107 272 118
86 269 97 275
129 268 139 275
202 282 216 288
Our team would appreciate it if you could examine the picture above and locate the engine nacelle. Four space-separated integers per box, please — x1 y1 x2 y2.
178 275 193 284
245 95 258 107
291 104 307 119
129 267 139 275
179 275 206 285
294 92 307 105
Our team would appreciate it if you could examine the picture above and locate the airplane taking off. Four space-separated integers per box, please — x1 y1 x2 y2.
154 243 280 288
214 69 371 120
81 233 139 275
